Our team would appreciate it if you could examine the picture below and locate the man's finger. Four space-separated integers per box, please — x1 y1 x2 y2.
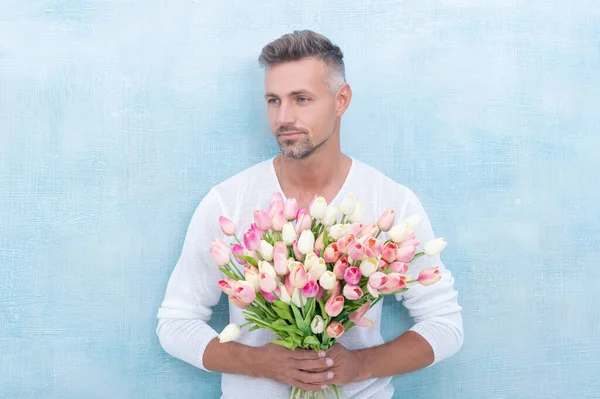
295 357 334 371
291 348 326 360
292 369 335 385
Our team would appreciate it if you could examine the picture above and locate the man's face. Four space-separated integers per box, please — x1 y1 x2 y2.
264 58 338 159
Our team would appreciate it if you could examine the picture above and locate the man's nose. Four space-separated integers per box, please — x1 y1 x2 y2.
276 102 296 126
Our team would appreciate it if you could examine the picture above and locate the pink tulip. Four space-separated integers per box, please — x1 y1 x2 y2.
348 302 374 327
395 233 420 262
234 281 256 303
295 209 312 233
292 240 303 261
324 294 344 317
218 278 237 296
336 234 356 254
349 222 363 238
284 198 299 220
377 258 388 271
379 273 407 294
325 321 345 339
243 229 261 252
333 257 349 280
259 272 277 293
254 210 272 231
315 286 325 301
209 239 231 266
368 272 388 289
229 296 251 309
271 209 286 232
344 266 361 285
329 280 341 297
418 267 441 286
314 232 325 254
219 216 236 236
363 236 384 257
343 284 363 300
260 285 280 302
273 253 289 276
360 223 379 238
301 275 319 298
289 262 308 289
268 192 284 218
231 243 245 265
377 209 396 232
381 242 398 263
323 243 341 263
389 261 408 274
273 241 287 258
348 242 365 261
250 222 265 237
284 275 295 295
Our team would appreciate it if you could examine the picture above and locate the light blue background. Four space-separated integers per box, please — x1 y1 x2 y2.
1 1 599 398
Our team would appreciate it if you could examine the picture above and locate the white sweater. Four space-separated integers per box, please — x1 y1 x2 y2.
156 156 464 399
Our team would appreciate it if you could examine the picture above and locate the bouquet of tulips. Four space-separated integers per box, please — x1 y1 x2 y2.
209 193 447 399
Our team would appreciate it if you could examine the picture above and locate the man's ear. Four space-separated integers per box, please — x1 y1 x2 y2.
335 83 352 117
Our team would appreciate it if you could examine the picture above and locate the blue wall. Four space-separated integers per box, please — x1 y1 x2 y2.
1 1 599 398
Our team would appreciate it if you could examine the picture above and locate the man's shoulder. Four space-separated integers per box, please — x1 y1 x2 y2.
351 157 412 194
211 157 274 192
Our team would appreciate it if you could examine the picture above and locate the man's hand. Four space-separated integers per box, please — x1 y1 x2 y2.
252 343 336 392
323 344 366 386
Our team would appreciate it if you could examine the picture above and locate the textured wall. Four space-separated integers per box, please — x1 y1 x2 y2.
1 1 599 398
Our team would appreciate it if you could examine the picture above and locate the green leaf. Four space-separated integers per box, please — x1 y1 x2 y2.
271 339 295 350
303 336 320 346
233 254 258 267
248 325 261 332
303 297 315 325
272 306 294 322
218 266 239 280
245 305 266 319
290 302 312 336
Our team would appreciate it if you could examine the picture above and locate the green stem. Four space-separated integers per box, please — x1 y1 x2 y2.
233 234 242 246
410 252 425 262
374 229 381 239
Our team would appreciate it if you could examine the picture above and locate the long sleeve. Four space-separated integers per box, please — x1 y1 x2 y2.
156 188 225 372
397 188 464 366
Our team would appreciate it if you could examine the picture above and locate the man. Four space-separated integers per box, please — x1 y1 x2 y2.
156 30 463 398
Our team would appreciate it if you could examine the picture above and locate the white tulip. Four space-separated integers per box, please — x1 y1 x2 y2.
347 201 364 223
389 222 410 243
322 205 339 226
424 238 448 256
282 222 298 245
319 271 337 290
245 272 259 291
310 315 325 334
303 252 318 272
278 283 291 304
404 213 423 230
359 258 378 277
329 224 350 240
309 196 328 220
258 260 276 278
339 193 356 215
298 230 315 255
291 288 304 308
218 323 240 343
257 240 274 261
308 258 327 280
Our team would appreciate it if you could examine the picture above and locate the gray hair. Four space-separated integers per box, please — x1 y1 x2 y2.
258 30 346 93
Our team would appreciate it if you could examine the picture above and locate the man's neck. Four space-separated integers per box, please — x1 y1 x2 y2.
274 150 352 210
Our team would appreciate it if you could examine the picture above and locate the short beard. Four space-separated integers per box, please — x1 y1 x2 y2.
277 132 331 160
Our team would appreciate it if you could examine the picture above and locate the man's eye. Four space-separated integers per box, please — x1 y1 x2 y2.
298 97 310 103
267 98 279 104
